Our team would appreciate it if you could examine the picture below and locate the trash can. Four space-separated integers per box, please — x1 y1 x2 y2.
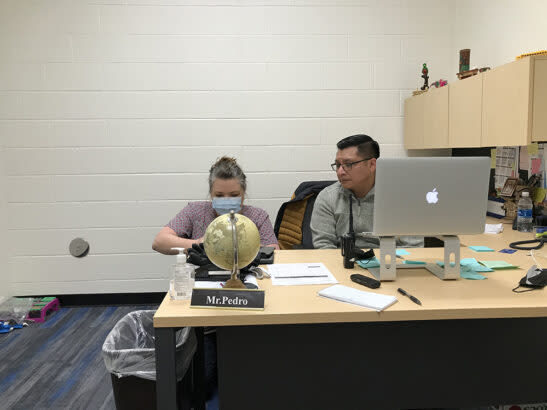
102 310 196 410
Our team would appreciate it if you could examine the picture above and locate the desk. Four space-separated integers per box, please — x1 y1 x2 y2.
154 228 547 409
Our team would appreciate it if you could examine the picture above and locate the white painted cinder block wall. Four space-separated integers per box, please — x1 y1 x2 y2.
0 143 8 303
451 0 547 79
1 0 454 295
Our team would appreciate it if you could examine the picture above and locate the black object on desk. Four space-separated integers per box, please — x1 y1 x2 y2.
350 274 380 289
397 288 422 306
341 195 375 268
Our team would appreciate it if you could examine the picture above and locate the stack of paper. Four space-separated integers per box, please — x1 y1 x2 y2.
318 285 397 312
268 263 338 286
484 223 504 234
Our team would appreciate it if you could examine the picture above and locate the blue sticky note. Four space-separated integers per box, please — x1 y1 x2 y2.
499 248 517 254
437 259 493 272
436 261 455 267
356 257 381 269
467 263 493 272
469 246 495 252
403 260 426 265
461 270 487 280
396 249 410 256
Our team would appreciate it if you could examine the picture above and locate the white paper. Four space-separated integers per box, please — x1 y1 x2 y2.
194 281 224 289
318 284 398 312
193 274 257 289
243 274 258 287
268 263 338 286
484 223 504 234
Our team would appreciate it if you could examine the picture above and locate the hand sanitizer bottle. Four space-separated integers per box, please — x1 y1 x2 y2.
169 248 195 300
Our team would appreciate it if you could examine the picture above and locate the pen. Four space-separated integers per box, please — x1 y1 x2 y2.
397 288 422 306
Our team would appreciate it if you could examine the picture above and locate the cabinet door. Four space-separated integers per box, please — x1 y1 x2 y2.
449 74 482 148
482 58 532 146
404 93 425 149
423 86 449 148
532 57 547 141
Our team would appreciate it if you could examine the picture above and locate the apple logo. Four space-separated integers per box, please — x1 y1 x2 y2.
426 188 439 204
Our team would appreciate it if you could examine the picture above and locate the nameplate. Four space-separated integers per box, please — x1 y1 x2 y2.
190 288 265 310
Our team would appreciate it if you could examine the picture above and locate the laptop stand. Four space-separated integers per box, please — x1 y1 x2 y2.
367 236 460 281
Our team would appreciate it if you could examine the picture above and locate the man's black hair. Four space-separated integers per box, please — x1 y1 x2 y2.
336 134 380 159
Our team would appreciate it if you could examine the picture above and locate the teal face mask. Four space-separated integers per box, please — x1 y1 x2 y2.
212 197 242 214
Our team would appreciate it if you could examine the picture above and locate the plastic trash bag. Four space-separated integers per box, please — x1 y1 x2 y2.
102 310 196 381
0 297 34 323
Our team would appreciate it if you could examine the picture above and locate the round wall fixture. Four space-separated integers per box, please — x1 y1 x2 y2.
69 238 90 258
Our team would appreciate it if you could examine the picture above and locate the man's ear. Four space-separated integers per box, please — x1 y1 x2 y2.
369 157 377 172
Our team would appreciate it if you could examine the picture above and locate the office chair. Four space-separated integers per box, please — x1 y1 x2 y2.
274 180 336 249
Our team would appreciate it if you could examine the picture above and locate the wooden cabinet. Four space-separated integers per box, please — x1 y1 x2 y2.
404 56 547 148
423 86 449 148
482 57 532 147
403 92 425 149
449 73 483 148
532 58 547 141
404 87 448 149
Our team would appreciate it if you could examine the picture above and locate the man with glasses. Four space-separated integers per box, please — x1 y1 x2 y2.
310 134 423 249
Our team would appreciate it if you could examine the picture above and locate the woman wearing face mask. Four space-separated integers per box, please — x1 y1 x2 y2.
152 156 279 254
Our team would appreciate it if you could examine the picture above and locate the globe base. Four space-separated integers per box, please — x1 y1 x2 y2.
224 277 246 289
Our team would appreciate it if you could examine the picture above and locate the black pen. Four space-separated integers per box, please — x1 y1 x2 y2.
397 288 422 306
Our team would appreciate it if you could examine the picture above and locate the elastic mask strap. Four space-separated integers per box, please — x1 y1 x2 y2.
512 285 537 293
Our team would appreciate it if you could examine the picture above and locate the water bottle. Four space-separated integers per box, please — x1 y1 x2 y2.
517 192 533 232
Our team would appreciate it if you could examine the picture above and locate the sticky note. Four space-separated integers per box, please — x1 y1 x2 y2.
469 246 495 252
436 261 456 267
356 257 380 269
459 258 494 272
480 260 519 270
436 261 488 279
528 142 539 155
531 158 542 174
396 249 410 256
403 260 426 265
533 187 546 203
490 149 496 169
461 271 487 280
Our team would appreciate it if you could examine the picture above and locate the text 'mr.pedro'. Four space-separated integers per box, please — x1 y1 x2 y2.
206 295 248 306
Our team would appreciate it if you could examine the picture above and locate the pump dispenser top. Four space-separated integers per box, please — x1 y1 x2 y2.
171 247 186 264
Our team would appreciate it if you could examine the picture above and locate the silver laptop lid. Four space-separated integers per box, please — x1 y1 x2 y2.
373 157 490 236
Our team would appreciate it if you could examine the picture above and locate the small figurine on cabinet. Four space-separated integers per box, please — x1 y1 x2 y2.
420 63 429 90
431 79 448 88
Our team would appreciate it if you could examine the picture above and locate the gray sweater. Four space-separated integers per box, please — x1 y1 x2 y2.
310 182 424 249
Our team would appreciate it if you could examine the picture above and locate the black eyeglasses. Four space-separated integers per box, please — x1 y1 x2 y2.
330 157 373 172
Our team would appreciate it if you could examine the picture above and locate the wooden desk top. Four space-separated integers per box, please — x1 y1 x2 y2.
154 226 547 328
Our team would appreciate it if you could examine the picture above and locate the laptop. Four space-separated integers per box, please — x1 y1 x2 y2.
372 157 490 237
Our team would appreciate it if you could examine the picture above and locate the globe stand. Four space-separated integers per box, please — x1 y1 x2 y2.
224 211 246 289
192 210 265 310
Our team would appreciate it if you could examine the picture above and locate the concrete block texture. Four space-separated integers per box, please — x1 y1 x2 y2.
0 0 458 294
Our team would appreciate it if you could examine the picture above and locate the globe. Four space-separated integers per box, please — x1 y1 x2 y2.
203 212 261 271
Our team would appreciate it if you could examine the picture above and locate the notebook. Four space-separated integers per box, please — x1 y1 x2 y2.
318 285 397 312
373 157 490 236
